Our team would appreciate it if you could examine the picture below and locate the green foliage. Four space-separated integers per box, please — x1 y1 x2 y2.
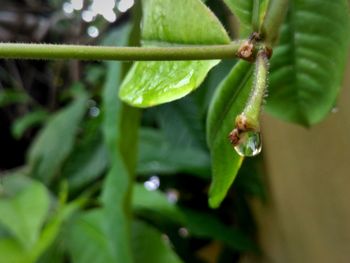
0 0 349 262
266 0 350 125
206 61 253 208
28 92 88 183
11 110 48 139
0 179 49 249
132 220 183 263
119 0 230 107
223 0 269 37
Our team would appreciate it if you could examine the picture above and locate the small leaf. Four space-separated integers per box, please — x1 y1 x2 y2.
119 0 230 107
132 220 183 263
266 0 350 125
0 90 30 107
0 180 49 249
11 110 48 139
28 92 88 183
206 61 253 208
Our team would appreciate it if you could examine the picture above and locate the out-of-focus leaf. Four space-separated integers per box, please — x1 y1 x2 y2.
0 90 29 107
223 0 269 37
27 91 88 183
119 0 230 107
11 109 48 139
0 238 26 263
65 142 108 190
137 128 210 177
62 117 108 191
132 184 254 251
206 61 253 208
100 24 138 263
266 0 350 125
132 220 183 263
155 97 206 149
0 180 49 249
66 210 115 263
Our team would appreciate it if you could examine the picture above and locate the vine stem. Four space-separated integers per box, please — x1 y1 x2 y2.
0 41 244 61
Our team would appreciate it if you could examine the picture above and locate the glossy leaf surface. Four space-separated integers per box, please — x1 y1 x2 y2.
266 0 350 125
206 61 253 208
119 0 230 107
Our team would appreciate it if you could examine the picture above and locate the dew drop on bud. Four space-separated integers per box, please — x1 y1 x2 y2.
234 131 262 157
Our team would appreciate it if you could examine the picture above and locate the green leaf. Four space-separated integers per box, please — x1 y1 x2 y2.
11 110 48 139
100 24 138 263
0 90 30 107
266 0 350 125
27 92 88 183
206 61 253 208
223 0 269 37
0 180 49 249
132 220 183 263
137 128 210 178
132 184 254 251
0 238 27 263
119 0 230 107
66 210 115 263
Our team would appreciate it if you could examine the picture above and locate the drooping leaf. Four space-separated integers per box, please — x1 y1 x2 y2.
223 0 269 37
206 61 253 208
132 184 254 251
28 92 88 183
119 0 230 108
132 220 183 263
266 0 350 125
0 180 49 249
137 128 210 178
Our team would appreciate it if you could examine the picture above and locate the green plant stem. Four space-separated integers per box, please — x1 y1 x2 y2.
243 49 269 128
252 0 260 32
0 42 244 61
261 0 289 45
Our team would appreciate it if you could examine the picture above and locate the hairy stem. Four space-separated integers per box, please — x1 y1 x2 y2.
0 42 245 61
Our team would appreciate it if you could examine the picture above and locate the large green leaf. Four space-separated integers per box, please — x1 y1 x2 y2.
119 0 230 107
266 0 350 125
206 61 253 208
0 180 49 249
28 92 88 183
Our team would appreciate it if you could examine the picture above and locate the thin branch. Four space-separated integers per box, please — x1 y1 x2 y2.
0 41 245 61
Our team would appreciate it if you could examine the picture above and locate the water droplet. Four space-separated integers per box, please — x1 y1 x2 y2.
234 131 262 157
331 107 339 114
178 227 189 238
144 175 160 191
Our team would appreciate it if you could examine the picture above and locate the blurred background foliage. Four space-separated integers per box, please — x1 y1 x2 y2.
0 0 266 262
